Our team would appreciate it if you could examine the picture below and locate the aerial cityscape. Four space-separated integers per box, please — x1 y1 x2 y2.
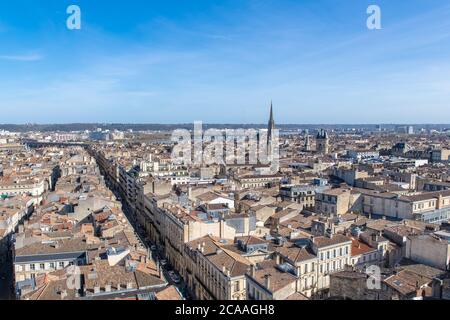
1 0 450 306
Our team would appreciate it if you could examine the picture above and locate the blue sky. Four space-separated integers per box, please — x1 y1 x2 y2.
1 0 450 124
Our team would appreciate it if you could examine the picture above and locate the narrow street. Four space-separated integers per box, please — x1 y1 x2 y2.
0 243 14 300
107 182 189 299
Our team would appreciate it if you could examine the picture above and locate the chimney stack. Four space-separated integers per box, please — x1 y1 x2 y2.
250 264 256 277
265 274 271 290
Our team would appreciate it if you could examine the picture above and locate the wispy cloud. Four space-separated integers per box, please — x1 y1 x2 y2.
0 53 44 62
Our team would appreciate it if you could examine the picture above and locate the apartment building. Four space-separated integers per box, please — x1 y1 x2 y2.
431 149 450 163
184 235 250 300
246 260 306 300
14 239 91 282
0 178 47 198
235 174 284 189
311 235 353 292
279 185 322 208
315 188 361 217
406 231 450 271
332 166 369 186
361 189 450 223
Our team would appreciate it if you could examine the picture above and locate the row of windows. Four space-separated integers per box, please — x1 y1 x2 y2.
300 263 315 274
198 258 227 298
320 247 349 261
318 204 336 214
414 201 436 210
20 261 68 272
319 259 345 274
352 252 378 265
302 276 315 290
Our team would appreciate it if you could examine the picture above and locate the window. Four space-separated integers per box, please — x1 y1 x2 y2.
327 251 330 259
49 262 55 269
345 246 349 255
59 261 65 268
339 248 342 256
30 264 35 271
40 263 45 270
304 264 309 273
320 265 323 273
234 281 240 292
320 253 324 261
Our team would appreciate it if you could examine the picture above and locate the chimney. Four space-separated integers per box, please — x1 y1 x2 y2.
437 194 443 209
250 264 256 277
265 274 271 289
275 255 281 265
105 283 112 292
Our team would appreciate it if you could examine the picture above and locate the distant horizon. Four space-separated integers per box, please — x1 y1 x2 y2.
2 122 450 127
